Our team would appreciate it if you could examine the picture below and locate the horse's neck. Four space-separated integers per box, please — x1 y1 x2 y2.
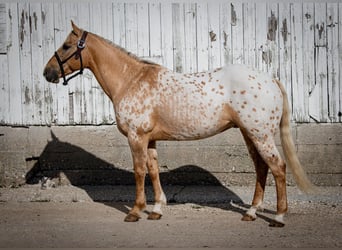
86 33 144 105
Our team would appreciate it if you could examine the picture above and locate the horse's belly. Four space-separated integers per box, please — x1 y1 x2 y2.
157 96 230 140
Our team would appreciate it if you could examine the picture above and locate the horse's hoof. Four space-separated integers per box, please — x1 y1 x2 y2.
269 220 285 227
124 213 140 222
147 212 162 220
241 213 256 221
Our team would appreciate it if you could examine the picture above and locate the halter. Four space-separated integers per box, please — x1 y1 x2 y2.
54 31 88 86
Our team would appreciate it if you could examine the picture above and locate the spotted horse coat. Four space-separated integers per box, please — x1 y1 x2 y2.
43 22 314 227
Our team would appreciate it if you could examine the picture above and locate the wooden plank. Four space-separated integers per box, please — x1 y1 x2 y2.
231 2 243 64
41 2 55 125
196 3 208 72
18 3 33 125
7 3 23 125
339 3 342 122
243 2 256 68
313 2 329 122
0 55 9 123
255 3 267 72
208 3 220 69
125 3 138 55
326 3 339 122
113 2 126 48
219 2 231 65
0 4 9 123
149 2 162 64
0 4 6 54
278 2 292 101
291 3 307 122
137 3 149 58
266 3 279 79
303 3 315 123
184 3 197 73
30 3 45 125
172 3 185 73
160 2 173 69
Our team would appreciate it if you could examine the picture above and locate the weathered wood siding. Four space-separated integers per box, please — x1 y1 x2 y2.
0 1 341 125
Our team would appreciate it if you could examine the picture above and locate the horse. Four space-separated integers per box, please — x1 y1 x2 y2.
43 21 313 227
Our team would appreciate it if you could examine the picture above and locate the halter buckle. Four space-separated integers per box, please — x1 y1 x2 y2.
77 39 86 49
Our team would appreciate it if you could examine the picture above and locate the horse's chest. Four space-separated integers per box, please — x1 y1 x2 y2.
116 83 157 132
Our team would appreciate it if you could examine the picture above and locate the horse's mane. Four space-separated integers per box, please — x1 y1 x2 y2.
95 33 160 66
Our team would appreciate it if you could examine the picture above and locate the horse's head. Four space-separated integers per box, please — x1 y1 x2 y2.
43 21 88 85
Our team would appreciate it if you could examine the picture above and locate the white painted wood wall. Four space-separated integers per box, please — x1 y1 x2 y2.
0 1 341 125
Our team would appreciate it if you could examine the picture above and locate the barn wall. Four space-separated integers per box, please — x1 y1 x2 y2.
0 0 341 187
0 0 341 125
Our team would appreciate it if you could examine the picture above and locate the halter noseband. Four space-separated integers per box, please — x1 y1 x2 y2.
54 31 88 86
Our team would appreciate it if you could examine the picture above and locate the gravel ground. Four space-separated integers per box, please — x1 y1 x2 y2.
0 184 341 248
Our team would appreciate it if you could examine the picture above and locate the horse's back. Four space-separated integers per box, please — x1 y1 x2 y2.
155 64 283 140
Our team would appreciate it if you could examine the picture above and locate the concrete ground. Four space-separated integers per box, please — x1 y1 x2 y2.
0 184 341 248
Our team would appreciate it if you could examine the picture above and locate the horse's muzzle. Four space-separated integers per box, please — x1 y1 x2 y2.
43 67 60 83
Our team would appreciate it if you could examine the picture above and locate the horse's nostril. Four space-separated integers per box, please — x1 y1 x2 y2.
43 67 59 83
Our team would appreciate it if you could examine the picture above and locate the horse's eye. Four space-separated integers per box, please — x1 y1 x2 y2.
63 44 71 50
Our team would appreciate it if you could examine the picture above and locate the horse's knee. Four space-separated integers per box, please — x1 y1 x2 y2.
134 166 146 179
148 148 158 160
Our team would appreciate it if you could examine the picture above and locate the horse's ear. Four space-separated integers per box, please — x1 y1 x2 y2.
71 20 81 36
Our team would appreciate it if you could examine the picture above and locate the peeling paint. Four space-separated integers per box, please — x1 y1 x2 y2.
281 18 288 43
209 30 216 42
262 50 272 65
41 11 46 24
223 31 228 48
24 86 31 104
267 11 277 41
8 8 11 20
20 10 25 49
316 23 325 40
33 12 38 31
231 3 237 26
29 15 32 34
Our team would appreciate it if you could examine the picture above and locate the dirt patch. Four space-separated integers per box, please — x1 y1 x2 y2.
0 185 341 248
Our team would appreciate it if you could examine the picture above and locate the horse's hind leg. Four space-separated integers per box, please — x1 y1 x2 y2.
243 131 288 227
240 130 269 222
146 141 167 220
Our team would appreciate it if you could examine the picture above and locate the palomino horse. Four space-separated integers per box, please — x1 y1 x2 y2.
44 22 313 227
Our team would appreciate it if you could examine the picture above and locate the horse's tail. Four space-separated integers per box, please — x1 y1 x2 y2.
276 80 314 193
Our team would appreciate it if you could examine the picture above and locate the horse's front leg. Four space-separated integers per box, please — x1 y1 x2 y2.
147 141 167 220
124 133 149 222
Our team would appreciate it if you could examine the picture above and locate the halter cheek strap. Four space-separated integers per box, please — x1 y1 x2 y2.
54 31 88 86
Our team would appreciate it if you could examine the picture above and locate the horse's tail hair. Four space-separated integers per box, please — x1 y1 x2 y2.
276 80 315 193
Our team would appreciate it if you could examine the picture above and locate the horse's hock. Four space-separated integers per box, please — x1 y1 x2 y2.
0 123 340 188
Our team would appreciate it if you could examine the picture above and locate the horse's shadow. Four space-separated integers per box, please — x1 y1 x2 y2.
25 132 275 224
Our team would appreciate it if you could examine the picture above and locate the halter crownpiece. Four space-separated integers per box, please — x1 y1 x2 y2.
54 31 88 85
